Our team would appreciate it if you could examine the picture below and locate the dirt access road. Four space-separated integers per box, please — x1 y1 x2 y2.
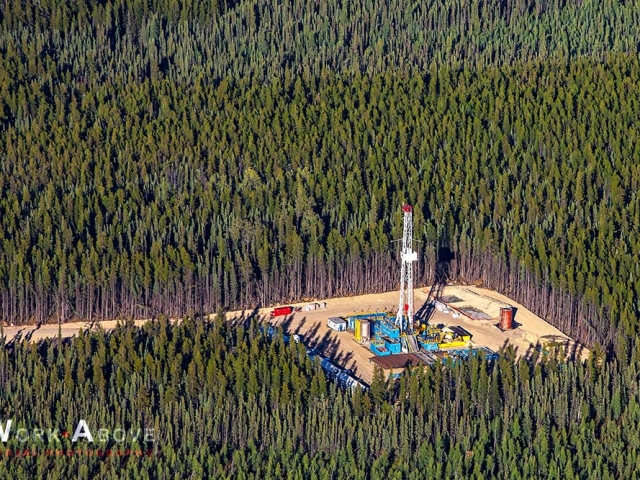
1 319 154 344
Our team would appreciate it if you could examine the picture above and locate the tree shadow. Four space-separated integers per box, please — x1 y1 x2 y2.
230 306 263 327
415 244 453 325
268 313 359 378
414 286 437 325
520 336 589 363
435 245 455 283
5 329 24 348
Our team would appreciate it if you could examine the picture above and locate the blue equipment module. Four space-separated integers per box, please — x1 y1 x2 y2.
346 312 387 330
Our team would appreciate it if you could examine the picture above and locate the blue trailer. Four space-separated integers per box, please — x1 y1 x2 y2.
377 320 400 339
383 337 402 354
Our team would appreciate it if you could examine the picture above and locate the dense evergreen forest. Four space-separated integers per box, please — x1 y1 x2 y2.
1 0 640 476
0 317 636 478
1 0 639 356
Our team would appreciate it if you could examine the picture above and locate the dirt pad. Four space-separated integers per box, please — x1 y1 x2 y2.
439 287 510 318
0 286 588 384
227 286 590 383
225 291 410 384
428 286 590 362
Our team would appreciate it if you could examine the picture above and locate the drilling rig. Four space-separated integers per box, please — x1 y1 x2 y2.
395 204 417 333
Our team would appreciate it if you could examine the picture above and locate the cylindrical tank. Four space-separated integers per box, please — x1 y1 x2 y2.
355 319 362 341
500 307 513 330
360 320 370 341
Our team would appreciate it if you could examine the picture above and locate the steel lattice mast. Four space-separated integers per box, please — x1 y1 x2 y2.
396 204 417 332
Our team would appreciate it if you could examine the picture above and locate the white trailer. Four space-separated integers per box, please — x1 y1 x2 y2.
303 303 320 312
327 317 347 332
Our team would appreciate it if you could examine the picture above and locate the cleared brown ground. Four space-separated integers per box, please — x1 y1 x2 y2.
431 286 590 363
226 286 589 384
1 285 588 384
224 291 406 385
1 319 155 344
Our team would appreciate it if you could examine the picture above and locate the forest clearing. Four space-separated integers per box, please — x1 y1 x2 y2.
227 286 589 383
1 0 639 476
1 285 586 385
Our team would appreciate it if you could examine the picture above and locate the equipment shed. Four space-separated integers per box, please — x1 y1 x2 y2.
369 353 432 379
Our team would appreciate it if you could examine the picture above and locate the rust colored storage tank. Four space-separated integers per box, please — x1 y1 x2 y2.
500 307 513 330
360 320 371 341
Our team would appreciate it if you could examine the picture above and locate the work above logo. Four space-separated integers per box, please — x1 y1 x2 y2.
0 420 156 444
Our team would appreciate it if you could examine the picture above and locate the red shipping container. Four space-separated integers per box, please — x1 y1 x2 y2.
270 306 294 317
